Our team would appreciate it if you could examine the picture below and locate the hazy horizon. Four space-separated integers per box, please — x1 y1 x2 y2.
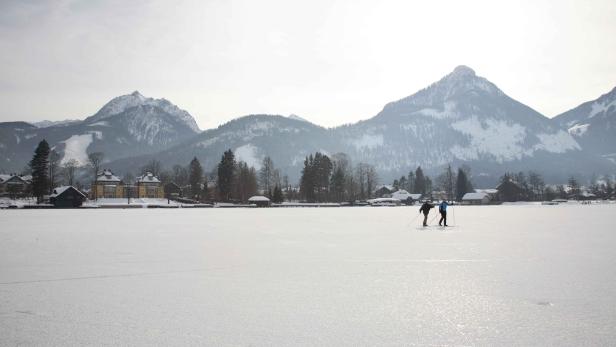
1 0 615 129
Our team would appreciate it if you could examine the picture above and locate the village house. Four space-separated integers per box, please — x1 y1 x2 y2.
496 178 525 202
136 172 164 198
461 192 491 205
93 170 124 199
0 174 32 197
391 190 422 204
374 185 394 198
49 186 86 208
248 195 271 207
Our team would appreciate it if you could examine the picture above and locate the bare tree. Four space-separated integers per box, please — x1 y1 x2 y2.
141 159 162 176
88 152 104 180
259 156 275 194
48 150 62 192
63 159 78 186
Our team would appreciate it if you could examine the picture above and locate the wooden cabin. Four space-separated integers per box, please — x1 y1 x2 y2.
50 186 86 208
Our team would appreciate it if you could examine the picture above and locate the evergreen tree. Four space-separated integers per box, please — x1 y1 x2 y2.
30 140 50 203
188 157 203 200
300 154 315 202
272 185 283 203
217 149 236 201
568 176 580 199
455 168 473 201
415 166 426 195
407 171 415 193
330 166 346 202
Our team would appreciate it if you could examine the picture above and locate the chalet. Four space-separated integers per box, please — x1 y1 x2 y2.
0 174 31 197
93 170 124 199
391 190 422 204
474 189 498 201
461 192 490 205
248 195 270 207
374 185 394 198
49 186 86 208
136 172 164 198
496 179 524 202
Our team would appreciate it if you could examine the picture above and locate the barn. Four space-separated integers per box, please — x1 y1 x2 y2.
49 186 86 208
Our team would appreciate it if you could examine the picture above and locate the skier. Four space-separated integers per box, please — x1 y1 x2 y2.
419 201 435 227
438 200 448 226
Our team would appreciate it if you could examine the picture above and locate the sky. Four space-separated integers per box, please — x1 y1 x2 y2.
0 0 615 130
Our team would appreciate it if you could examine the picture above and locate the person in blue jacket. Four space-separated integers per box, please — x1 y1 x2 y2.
438 200 448 226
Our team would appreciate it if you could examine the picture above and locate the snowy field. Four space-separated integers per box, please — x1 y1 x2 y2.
1 205 615 346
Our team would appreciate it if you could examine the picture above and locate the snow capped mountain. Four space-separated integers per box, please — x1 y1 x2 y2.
287 114 311 123
32 119 80 128
334 66 583 178
0 92 201 171
554 86 616 161
2 72 613 183
86 91 200 133
107 114 332 177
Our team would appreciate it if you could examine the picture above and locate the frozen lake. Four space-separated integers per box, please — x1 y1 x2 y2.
1 204 615 346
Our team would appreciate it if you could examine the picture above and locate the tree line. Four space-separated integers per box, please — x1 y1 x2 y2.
19 139 616 203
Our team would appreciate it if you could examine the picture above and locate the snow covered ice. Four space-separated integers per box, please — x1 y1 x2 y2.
1 204 616 345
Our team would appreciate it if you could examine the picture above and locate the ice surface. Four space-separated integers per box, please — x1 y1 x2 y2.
1 205 615 346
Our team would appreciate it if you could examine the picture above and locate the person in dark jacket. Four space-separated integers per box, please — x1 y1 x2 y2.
438 200 448 226
419 201 435 226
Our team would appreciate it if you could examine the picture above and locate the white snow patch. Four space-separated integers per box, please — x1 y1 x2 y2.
61 134 93 166
590 99 616 118
14 134 20 144
351 134 384 150
413 101 458 119
87 121 110 127
235 144 262 169
533 131 580 153
24 133 37 140
197 137 218 148
450 117 527 162
567 123 590 137
87 130 103 140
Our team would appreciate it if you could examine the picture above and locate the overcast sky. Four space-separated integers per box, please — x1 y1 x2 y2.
0 0 614 129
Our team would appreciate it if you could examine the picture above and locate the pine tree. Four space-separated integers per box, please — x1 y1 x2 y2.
217 149 236 201
455 168 472 201
330 166 346 202
415 166 426 195
188 157 203 200
300 154 315 202
407 171 415 193
272 185 283 203
30 140 50 203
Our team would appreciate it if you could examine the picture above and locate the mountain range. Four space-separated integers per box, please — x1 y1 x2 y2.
1 67 614 185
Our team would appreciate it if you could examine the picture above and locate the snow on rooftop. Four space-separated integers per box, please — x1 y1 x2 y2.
136 172 161 183
248 196 270 202
462 192 488 200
